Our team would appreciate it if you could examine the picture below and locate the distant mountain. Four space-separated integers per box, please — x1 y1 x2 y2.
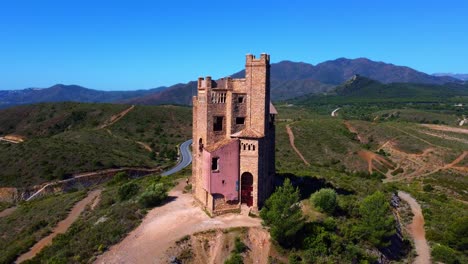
234 58 460 85
433 73 468 81
120 82 198 106
334 75 468 98
0 84 166 109
1 58 461 108
125 58 458 105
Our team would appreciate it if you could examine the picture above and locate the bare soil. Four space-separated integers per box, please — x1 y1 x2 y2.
16 189 102 263
398 191 431 264
357 150 395 175
99 105 135 129
286 124 310 166
421 124 468 135
0 206 17 218
95 180 261 264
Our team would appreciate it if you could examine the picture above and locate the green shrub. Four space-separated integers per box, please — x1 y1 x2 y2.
108 172 129 186
118 182 139 201
234 237 247 254
423 184 434 192
310 188 338 214
288 253 301 264
138 183 168 208
224 253 243 264
432 244 460 264
447 216 468 252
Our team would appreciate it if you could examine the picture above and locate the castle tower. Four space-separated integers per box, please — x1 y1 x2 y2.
192 54 276 215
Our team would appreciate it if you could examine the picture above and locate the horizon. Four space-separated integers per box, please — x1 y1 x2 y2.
1 0 467 91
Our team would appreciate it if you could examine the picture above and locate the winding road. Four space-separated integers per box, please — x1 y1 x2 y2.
331 107 340 117
161 139 193 176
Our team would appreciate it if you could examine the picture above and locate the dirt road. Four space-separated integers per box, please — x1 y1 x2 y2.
16 190 102 263
286 124 310 166
0 206 17 218
95 181 261 264
99 105 135 129
398 191 431 264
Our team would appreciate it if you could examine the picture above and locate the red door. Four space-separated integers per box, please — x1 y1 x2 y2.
241 172 253 206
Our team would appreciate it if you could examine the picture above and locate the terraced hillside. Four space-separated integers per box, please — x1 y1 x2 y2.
0 102 192 188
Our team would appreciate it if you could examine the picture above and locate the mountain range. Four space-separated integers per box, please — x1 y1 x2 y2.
0 58 464 108
432 73 468 81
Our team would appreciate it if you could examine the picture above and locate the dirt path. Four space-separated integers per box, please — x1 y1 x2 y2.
95 181 261 264
358 150 394 175
136 141 153 152
16 189 102 263
285 124 310 166
99 105 135 129
421 124 468 135
0 206 17 218
343 121 366 143
398 191 431 264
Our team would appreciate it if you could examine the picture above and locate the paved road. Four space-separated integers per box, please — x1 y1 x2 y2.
161 139 192 176
331 107 340 117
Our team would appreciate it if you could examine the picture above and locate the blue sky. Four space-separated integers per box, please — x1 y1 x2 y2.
1 0 467 90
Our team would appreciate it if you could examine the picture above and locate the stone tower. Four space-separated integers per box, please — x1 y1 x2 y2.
192 54 277 215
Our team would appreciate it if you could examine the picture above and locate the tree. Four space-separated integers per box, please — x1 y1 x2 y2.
310 188 338 214
355 191 395 248
260 178 304 247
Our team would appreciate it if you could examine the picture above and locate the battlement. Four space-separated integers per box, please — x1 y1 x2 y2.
246 53 270 64
197 76 212 89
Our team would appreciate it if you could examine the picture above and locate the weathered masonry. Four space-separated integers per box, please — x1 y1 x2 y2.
192 54 277 215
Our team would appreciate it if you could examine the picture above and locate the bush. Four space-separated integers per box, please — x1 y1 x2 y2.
310 188 338 214
234 237 247 253
432 244 460 264
447 216 468 253
138 183 168 208
118 182 139 201
423 184 434 192
107 172 130 186
224 253 243 264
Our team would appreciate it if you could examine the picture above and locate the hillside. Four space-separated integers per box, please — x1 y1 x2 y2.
0 102 192 188
294 75 468 105
334 75 468 98
0 84 166 109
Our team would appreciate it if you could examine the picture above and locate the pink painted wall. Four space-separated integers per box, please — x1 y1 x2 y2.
202 139 240 201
